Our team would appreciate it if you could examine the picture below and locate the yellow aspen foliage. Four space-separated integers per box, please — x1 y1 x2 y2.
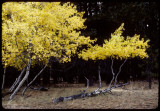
79 23 150 61
2 2 96 70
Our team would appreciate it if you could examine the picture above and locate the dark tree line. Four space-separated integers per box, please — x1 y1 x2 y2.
4 58 142 88
75 1 159 83
2 2 159 89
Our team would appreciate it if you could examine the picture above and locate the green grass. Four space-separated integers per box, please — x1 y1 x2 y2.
2 80 159 109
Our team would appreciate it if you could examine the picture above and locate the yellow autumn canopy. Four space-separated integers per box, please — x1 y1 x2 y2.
2 2 96 70
79 23 150 61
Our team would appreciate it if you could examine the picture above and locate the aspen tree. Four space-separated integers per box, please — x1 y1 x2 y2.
79 23 150 89
2 2 95 99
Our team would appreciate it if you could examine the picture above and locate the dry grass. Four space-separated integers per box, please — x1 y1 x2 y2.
2 80 159 109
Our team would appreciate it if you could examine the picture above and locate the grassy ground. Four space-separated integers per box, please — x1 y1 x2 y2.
2 80 159 109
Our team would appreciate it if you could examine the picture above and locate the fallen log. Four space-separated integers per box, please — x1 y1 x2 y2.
52 82 130 103
53 77 89 103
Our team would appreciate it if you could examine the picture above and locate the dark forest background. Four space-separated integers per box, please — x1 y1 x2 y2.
3 2 159 88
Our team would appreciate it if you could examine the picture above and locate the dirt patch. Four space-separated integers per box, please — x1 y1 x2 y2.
2 80 159 109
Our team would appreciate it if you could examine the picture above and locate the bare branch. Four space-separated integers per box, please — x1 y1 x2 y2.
22 58 50 95
114 59 127 86
107 57 115 89
82 77 89 93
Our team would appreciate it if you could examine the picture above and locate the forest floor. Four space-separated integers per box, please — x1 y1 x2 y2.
2 80 159 109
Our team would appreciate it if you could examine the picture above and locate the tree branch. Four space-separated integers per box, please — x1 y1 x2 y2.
9 66 26 92
95 65 102 92
107 56 115 89
82 77 89 93
114 59 127 86
22 58 50 95
9 57 32 100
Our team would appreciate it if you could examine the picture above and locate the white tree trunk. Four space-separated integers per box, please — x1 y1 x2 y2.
9 58 32 100
22 59 49 95
82 77 89 93
95 65 102 92
107 57 115 89
114 59 127 86
9 66 26 92
1 68 6 90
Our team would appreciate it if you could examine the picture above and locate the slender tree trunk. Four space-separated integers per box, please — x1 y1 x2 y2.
22 58 50 95
95 64 102 92
9 66 26 92
107 57 115 89
82 77 89 93
9 58 32 100
22 63 48 95
10 78 18 91
114 59 127 86
2 68 6 90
